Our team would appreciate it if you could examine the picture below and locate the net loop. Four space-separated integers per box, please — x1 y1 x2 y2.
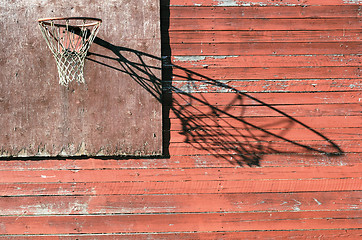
38 17 101 86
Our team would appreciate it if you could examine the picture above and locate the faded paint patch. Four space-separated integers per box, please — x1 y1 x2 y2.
0 222 6 233
343 0 362 4
292 199 302 211
173 56 207 62
41 175 55 179
194 157 208 167
20 204 57 215
212 55 238 59
236 1 303 6
16 198 90 215
217 0 239 6
57 187 72 195
173 55 238 63
70 199 90 214
313 198 322 206
349 204 359 209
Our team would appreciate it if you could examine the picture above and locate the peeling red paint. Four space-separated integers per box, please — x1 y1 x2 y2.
0 0 360 237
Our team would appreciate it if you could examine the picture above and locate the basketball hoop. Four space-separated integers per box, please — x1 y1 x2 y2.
38 17 102 86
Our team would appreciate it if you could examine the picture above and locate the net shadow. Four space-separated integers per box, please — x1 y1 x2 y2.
85 1 343 166
87 37 343 166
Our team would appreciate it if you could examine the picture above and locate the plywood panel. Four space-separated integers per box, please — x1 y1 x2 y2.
0 0 162 157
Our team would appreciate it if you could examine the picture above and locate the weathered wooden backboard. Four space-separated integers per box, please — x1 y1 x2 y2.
0 0 162 157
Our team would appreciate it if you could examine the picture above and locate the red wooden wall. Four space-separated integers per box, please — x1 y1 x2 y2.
0 0 361 238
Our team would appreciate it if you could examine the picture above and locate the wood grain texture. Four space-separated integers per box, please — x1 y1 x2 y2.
169 115 361 130
2 230 362 239
167 103 361 118
171 92 361 105
170 42 361 55
168 30 362 43
0 165 360 183
0 191 360 215
168 140 360 155
168 6 361 18
171 55 362 67
172 66 360 80
0 1 360 238
0 178 361 196
166 0 362 6
0 0 163 157
169 79 361 92
0 153 360 171
169 18 361 31
0 211 360 234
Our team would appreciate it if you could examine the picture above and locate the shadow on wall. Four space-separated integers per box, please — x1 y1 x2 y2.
87 37 343 166
86 2 343 166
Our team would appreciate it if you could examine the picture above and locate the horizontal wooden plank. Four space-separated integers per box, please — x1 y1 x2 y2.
4 230 362 239
169 18 361 31
167 0 362 6
170 127 361 143
0 211 360 234
1 153 357 171
168 141 359 158
170 91 361 105
0 165 359 183
3 229 362 239
170 42 361 55
168 30 362 43
171 54 362 67
255 153 362 166
167 140 353 164
169 115 362 131
0 191 360 215
168 103 361 118
169 79 361 92
172 66 361 80
0 153 360 171
0 178 360 196
168 6 361 18
170 126 359 142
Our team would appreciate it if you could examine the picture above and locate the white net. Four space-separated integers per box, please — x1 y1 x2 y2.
38 18 101 86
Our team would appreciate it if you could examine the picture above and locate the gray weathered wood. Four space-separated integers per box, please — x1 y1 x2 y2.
0 0 162 157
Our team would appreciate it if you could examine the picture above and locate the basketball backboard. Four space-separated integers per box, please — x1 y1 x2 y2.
0 0 162 157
